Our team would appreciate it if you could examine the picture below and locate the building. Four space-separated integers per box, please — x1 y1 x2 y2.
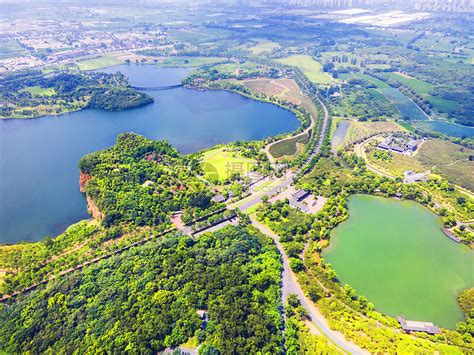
212 194 226 203
397 316 441 335
406 140 419 152
289 199 309 213
292 189 310 202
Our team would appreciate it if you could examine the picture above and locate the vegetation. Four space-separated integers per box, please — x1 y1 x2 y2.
284 295 340 354
330 78 398 120
80 133 221 228
366 138 474 192
75 56 122 71
276 55 335 85
269 132 309 159
0 70 153 119
201 147 257 182
0 226 284 354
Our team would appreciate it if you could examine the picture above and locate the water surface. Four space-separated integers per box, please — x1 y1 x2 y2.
323 194 473 329
331 120 349 152
0 66 299 243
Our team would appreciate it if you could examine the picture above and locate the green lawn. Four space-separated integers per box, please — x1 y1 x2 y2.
21 86 56 96
426 95 461 114
277 55 335 85
384 72 434 95
76 56 122 71
201 148 257 181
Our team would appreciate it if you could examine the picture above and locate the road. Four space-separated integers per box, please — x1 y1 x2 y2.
354 136 394 179
230 93 330 213
240 97 369 354
250 217 366 355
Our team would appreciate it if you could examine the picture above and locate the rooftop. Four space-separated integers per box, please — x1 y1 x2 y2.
397 316 441 334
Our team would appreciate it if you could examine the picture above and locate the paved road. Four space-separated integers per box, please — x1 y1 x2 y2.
251 217 366 355
297 94 330 174
355 137 394 179
230 93 331 213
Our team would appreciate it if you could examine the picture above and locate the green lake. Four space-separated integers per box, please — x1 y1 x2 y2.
323 194 473 329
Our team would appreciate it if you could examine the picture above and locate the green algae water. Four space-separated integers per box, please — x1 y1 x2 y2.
323 195 473 329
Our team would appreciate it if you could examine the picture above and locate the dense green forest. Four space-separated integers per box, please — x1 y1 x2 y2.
0 70 153 118
79 133 222 228
0 226 283 353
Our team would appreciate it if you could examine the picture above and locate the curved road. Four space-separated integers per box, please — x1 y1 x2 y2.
230 93 330 213
242 97 367 354
251 217 366 355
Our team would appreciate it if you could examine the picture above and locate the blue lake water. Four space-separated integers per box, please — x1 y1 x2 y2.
0 65 299 243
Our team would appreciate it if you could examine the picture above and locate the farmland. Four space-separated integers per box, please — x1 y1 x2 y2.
276 55 335 85
249 39 280 55
412 121 474 138
76 56 122 70
378 87 429 121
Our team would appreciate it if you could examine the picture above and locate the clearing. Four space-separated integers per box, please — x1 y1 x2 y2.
249 39 280 55
276 55 336 85
76 56 122 71
366 138 474 192
21 86 56 96
342 121 406 147
201 147 257 181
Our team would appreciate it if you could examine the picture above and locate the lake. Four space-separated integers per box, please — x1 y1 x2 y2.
323 194 473 329
0 65 299 243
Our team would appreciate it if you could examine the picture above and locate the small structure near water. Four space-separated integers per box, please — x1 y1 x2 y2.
397 316 441 334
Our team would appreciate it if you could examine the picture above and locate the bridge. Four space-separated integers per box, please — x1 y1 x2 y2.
131 84 183 91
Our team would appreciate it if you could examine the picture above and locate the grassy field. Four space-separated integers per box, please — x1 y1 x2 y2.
384 72 433 95
277 55 335 85
378 87 429 121
201 148 257 181
426 96 461 114
21 86 56 96
0 40 28 60
269 132 309 159
381 72 461 115
156 56 223 68
343 121 406 147
249 39 280 55
76 56 122 71
367 139 474 192
213 61 261 76
412 121 474 138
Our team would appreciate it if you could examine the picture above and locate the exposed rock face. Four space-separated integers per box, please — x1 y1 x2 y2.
79 172 103 220
86 195 104 221
79 172 92 193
